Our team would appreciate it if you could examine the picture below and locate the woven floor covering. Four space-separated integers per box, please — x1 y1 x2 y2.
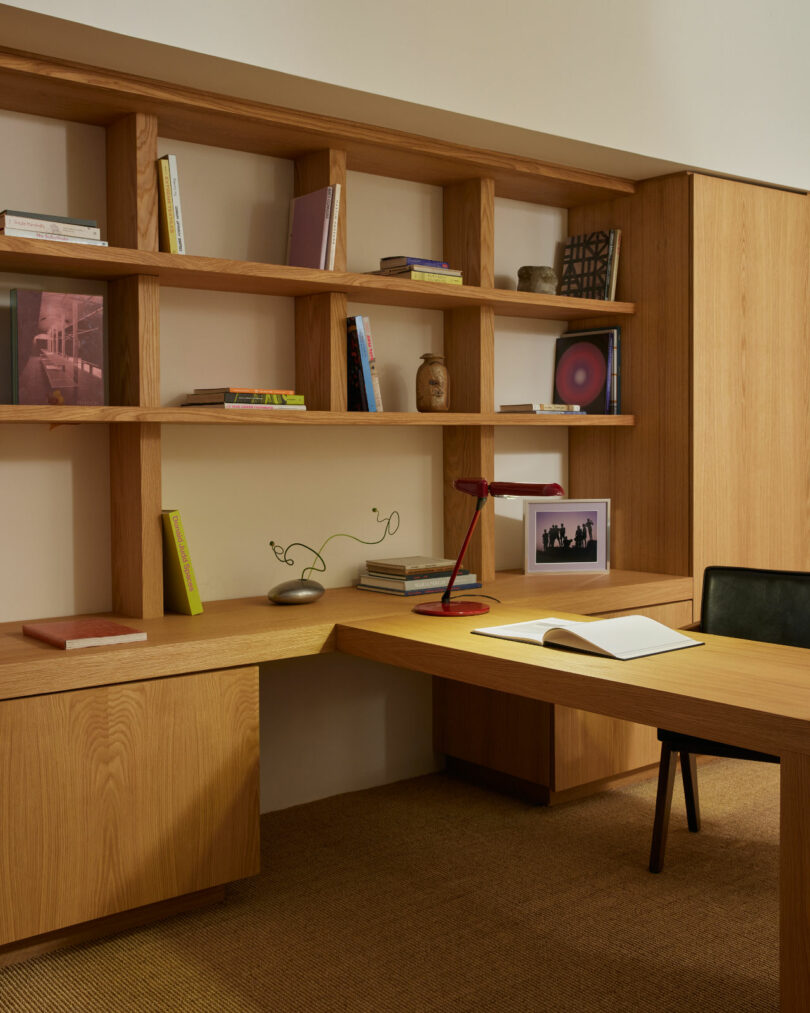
0 759 778 1013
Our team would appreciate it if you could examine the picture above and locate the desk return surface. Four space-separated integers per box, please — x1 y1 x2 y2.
336 605 810 758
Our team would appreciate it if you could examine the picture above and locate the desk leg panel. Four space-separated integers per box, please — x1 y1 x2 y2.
780 751 810 1011
0 666 260 946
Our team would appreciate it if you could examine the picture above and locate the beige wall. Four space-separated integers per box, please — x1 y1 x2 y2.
3 0 809 189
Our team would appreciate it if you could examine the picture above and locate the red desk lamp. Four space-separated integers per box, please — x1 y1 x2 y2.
413 478 565 617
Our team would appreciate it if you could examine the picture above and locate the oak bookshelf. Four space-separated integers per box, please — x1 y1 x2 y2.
0 45 639 615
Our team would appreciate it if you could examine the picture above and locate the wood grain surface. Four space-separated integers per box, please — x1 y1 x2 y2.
0 666 259 945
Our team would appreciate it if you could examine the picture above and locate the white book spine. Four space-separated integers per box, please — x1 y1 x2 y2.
326 183 341 270
0 227 108 246
166 154 185 254
0 215 101 239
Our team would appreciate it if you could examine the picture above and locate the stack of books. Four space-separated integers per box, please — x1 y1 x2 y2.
0 209 107 246
370 256 463 285
287 184 341 270
347 315 383 411
498 403 586 415
157 154 186 254
357 555 481 596
181 387 306 410
558 229 621 301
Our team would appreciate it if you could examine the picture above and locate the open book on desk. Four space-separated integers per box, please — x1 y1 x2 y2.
472 615 703 661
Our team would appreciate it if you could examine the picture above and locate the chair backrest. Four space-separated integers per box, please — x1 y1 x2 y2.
701 565 810 648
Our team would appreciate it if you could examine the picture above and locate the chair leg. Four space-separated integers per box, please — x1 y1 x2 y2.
649 742 678 873
680 751 701 832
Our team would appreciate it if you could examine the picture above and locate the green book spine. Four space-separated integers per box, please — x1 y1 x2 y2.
161 509 203 615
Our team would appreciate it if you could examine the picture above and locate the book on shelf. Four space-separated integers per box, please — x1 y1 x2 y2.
158 154 185 254
325 182 341 270
161 509 203 615
10 289 105 406
361 315 383 411
157 156 180 254
1 208 97 228
182 391 305 405
219 402 306 410
380 256 450 269
370 269 463 285
499 403 583 413
1 228 108 246
357 580 482 597
0 212 101 239
192 387 295 395
22 617 147 650
472 615 703 661
559 327 621 414
364 555 461 577
287 185 335 269
607 229 622 300
346 315 377 411
558 229 620 300
359 569 478 591
552 329 614 415
377 264 461 277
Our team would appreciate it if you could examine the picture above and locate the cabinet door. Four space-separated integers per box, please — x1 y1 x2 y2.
692 175 810 610
0 666 259 945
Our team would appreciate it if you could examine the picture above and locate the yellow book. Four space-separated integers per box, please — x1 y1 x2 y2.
162 509 203 615
157 158 179 254
406 270 463 285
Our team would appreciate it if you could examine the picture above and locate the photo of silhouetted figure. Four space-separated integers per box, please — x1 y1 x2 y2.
534 509 599 564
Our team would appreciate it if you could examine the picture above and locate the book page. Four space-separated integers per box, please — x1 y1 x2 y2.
473 615 702 660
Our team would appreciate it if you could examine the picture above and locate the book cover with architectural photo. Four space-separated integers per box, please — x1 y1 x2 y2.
10 290 104 405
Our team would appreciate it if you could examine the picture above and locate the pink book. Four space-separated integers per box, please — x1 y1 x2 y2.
287 186 333 269
22 618 147 649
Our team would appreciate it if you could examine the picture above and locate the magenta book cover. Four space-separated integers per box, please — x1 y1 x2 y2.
11 290 105 405
287 186 332 269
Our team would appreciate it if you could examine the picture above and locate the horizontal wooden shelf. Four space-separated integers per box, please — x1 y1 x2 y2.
0 571 692 701
0 237 634 320
0 47 635 208
0 406 636 427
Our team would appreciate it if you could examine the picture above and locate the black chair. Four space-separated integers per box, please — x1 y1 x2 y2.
648 565 810 873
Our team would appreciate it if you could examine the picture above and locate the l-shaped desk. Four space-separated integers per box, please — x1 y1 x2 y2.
1 570 808 1010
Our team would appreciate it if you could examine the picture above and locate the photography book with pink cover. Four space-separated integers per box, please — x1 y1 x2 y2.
22 618 147 650
287 186 333 269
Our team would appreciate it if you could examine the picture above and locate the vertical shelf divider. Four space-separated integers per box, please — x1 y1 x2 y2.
442 178 496 581
293 149 348 411
106 113 163 617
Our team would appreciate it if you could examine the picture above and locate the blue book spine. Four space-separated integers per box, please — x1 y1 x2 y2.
353 316 377 411
380 256 450 269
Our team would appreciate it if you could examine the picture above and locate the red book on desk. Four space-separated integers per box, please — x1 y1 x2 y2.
22 618 147 650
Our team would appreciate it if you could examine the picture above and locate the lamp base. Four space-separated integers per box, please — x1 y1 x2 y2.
412 600 491 617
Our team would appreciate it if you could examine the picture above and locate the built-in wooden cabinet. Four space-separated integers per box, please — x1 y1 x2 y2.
0 665 259 949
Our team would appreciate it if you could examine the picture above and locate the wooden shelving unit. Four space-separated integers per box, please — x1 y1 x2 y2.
0 405 635 426
0 45 639 616
0 236 634 319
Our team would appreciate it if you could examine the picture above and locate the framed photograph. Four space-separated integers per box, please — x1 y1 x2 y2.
524 498 610 574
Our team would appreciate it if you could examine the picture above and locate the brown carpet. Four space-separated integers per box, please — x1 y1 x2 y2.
0 759 778 1012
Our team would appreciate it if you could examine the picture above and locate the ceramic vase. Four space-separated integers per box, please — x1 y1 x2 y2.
416 353 449 412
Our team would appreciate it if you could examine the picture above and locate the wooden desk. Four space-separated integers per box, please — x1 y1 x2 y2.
336 605 810 1012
